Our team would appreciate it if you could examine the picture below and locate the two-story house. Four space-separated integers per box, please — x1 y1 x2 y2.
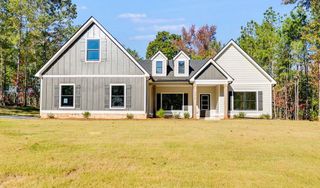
35 17 276 119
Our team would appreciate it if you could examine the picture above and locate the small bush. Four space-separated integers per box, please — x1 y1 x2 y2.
47 113 55 119
126 113 134 119
184 112 190 119
234 112 246 119
82 112 91 119
173 113 180 119
259 114 271 119
156 108 165 118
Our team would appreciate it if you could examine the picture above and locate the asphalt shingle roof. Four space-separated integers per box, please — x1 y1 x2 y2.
138 59 209 82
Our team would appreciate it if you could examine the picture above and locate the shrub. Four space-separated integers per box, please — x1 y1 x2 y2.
184 112 190 119
47 113 55 119
259 114 271 119
234 112 246 119
173 113 180 119
126 113 134 119
82 112 91 119
156 108 165 118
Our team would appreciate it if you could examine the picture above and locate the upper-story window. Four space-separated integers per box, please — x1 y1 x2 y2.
86 39 100 62
156 61 163 74
178 61 185 74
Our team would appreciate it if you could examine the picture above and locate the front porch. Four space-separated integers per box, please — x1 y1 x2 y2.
147 82 229 120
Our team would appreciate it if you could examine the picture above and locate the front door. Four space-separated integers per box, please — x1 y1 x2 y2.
200 94 210 117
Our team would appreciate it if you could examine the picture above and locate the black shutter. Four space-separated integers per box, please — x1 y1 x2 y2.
75 85 81 109
156 93 161 110
258 91 263 111
54 85 59 108
126 85 132 109
104 85 110 109
228 91 233 110
184 93 188 111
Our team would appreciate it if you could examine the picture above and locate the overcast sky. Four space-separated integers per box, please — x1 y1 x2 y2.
73 0 295 58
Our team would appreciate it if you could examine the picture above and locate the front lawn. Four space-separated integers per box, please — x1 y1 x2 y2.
0 106 39 117
0 119 319 187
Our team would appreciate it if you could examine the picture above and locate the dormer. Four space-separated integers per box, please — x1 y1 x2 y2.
173 51 190 77
151 51 168 76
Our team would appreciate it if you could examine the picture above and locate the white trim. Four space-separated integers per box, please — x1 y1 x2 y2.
35 17 149 77
150 51 168 61
40 78 43 112
59 84 76 109
214 40 276 85
144 76 146 113
41 110 145 114
190 59 233 82
231 82 272 85
85 38 101 63
194 80 229 85
173 51 190 60
110 84 126 109
42 75 146 78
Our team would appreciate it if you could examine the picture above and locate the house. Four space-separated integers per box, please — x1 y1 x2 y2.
35 17 276 119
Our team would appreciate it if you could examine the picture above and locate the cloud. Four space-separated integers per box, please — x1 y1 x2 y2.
118 13 184 24
78 5 88 10
129 35 155 41
118 13 147 19
136 24 186 33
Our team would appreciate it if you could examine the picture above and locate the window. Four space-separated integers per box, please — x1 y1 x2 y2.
110 85 125 109
161 94 183 110
156 61 163 74
178 61 185 74
86 39 100 61
233 92 257 110
60 84 75 108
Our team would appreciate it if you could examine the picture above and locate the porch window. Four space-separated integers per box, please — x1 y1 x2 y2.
161 94 183 110
233 92 256 110
156 61 163 74
86 39 100 61
178 61 185 74
60 84 75 108
110 84 126 109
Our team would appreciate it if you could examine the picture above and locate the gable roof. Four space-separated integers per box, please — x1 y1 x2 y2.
35 17 149 77
190 59 233 82
214 40 276 84
150 51 168 61
173 50 190 60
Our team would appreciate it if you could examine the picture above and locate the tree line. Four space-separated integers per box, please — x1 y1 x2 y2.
0 0 318 120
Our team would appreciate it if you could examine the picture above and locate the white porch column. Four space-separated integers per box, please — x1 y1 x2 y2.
192 83 197 119
224 84 228 119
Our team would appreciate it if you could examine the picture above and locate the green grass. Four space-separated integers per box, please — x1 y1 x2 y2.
0 119 319 187
0 106 39 117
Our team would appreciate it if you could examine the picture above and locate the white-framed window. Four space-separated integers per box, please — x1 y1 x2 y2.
178 61 185 74
59 84 75 108
110 84 126 109
156 61 163 74
86 39 100 62
233 91 257 111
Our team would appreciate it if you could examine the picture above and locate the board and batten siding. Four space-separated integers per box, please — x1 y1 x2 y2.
43 23 144 76
41 77 145 111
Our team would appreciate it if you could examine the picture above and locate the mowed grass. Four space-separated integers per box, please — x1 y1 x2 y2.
0 119 319 187
0 107 39 117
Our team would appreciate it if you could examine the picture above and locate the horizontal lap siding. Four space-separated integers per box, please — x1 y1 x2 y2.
229 84 272 116
42 77 145 111
44 24 144 76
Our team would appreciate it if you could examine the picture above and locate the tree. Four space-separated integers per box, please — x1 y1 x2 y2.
127 48 143 61
146 31 181 59
177 25 220 59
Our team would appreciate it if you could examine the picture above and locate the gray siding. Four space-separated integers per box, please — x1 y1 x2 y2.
42 77 145 111
43 23 144 75
196 64 227 80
